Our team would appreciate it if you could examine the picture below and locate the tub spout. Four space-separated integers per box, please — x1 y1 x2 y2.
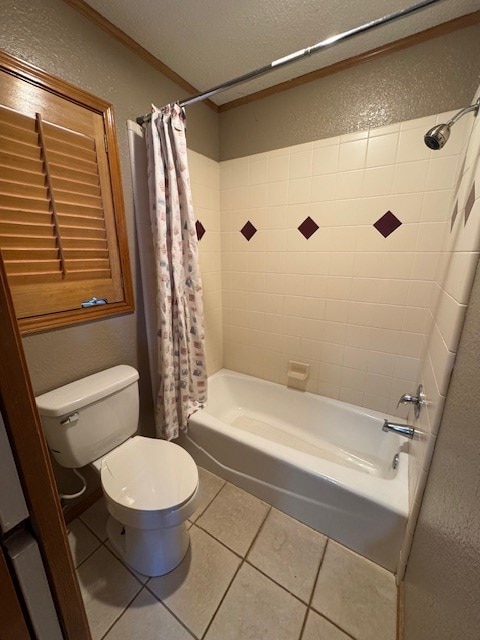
382 419 415 439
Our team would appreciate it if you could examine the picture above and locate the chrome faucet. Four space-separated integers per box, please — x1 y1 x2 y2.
382 419 415 439
397 384 425 418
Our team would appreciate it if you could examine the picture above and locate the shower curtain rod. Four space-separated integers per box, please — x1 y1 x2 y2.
136 0 443 125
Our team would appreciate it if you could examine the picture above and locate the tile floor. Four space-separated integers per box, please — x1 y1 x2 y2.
68 467 398 640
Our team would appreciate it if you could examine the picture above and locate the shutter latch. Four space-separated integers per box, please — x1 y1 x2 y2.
81 297 108 308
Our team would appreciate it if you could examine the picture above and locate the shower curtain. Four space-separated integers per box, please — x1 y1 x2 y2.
128 104 207 440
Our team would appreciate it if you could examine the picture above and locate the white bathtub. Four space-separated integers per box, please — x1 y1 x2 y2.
181 369 409 572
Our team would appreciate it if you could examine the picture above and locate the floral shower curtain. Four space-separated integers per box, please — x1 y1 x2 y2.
144 104 207 440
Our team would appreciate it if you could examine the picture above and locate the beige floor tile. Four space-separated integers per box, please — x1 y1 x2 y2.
103 588 192 640
77 546 142 640
205 563 306 640
312 541 397 640
67 518 101 568
190 466 225 522
80 497 110 541
302 610 352 640
248 508 327 602
105 541 149 584
197 483 269 555
148 525 240 638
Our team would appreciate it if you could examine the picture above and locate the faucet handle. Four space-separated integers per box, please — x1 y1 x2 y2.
397 384 425 418
397 393 418 407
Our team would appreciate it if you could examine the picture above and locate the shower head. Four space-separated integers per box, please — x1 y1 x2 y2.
424 98 480 150
424 123 451 150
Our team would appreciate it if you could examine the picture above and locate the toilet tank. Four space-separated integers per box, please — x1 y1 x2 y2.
36 365 140 469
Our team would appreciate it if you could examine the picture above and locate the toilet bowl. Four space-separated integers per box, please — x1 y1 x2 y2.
36 365 199 577
93 435 198 576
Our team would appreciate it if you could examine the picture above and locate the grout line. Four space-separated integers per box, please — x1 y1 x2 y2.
302 538 382 640
192 521 243 559
198 556 242 639
102 541 147 587
300 538 362 640
78 512 108 545
243 503 272 558
397 580 405 640
200 505 272 640
98 587 145 640
298 538 329 640
314 614 358 640
141 518 252 640
73 540 103 572
142 583 199 640
243 558 311 607
190 471 226 523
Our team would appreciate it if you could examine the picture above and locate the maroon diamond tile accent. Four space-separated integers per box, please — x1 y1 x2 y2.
373 210 402 238
195 220 206 241
450 201 458 232
465 182 475 225
298 216 319 239
240 220 257 241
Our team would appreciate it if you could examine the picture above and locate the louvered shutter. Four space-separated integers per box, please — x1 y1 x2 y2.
0 51 133 332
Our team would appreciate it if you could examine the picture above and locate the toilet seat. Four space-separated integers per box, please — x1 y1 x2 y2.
97 436 199 530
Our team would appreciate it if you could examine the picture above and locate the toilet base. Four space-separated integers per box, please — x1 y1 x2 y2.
106 516 190 577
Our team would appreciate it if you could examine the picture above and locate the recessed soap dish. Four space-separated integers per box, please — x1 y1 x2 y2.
287 361 310 391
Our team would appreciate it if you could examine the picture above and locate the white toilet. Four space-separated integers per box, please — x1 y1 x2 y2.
36 365 199 577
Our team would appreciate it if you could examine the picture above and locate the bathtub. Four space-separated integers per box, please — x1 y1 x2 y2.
180 369 409 572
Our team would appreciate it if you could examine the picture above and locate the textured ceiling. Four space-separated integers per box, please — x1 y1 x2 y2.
84 0 479 105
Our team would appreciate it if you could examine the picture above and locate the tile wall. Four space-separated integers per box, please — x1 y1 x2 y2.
399 87 480 575
219 111 469 418
188 150 223 376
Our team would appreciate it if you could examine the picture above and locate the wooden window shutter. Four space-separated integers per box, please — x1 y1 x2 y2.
0 51 133 333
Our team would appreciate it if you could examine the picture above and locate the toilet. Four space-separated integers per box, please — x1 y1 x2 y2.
35 365 199 577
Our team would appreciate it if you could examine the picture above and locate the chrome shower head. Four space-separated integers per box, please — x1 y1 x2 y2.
424 123 451 150
424 98 480 150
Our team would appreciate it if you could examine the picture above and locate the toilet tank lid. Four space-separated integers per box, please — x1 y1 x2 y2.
36 365 139 417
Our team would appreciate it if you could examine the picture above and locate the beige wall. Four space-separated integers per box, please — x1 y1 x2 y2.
0 0 219 435
403 256 480 639
219 24 480 160
220 109 467 419
188 150 224 376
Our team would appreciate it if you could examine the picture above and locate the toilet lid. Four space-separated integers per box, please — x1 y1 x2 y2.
100 436 198 512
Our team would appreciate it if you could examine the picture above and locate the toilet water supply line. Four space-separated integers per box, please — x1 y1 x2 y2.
136 0 444 124
60 468 87 501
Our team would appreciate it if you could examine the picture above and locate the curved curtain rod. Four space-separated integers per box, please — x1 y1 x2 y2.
136 0 444 125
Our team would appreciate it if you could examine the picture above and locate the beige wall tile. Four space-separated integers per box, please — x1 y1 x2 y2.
312 144 339 175
335 169 364 199
219 107 474 439
267 154 289 182
442 252 480 303
290 148 313 179
366 133 398 167
363 166 395 197
392 160 429 193
338 139 368 171
396 127 432 164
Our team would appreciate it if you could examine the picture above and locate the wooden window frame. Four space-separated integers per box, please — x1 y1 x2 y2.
0 49 134 334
